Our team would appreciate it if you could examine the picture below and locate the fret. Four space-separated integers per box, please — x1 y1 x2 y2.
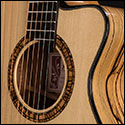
29 1 58 3
26 31 55 40
28 11 57 13
27 21 56 23
34 38 55 41
27 29 55 32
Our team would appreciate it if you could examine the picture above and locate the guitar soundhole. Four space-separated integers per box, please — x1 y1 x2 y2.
17 42 65 110
8 35 75 122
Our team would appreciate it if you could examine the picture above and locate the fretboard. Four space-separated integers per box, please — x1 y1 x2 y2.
26 1 59 43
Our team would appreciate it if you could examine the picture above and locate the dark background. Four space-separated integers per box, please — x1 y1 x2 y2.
99 1 124 8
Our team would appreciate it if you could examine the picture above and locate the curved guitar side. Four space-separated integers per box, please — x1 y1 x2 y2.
89 6 124 124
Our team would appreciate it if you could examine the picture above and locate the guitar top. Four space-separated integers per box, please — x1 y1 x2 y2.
1 1 124 124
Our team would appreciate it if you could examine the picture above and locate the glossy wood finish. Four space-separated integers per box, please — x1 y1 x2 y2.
92 6 124 124
65 1 99 6
1 1 124 124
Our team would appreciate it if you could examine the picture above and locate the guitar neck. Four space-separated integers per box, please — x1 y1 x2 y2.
26 1 60 45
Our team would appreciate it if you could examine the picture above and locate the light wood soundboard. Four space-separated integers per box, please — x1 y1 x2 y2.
1 1 124 124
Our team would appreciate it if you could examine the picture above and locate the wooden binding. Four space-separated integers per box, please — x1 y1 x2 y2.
65 1 99 6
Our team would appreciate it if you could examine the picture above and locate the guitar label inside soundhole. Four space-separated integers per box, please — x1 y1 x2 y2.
48 53 65 93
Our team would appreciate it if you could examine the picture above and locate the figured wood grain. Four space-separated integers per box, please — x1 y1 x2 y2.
92 6 124 124
1 1 124 124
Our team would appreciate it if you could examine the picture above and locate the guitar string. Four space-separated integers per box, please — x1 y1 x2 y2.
27 1 44 109
36 2 58 122
22 2 34 106
22 1 35 110
32 1 44 109
30 0 40 109
24 3 36 123
26 1 49 122
28 1 52 122
23 0 47 122
35 2 58 122
42 1 56 111
24 1 43 122
34 1 46 122
18 2 35 123
35 1 49 122
17 1 33 122
27 1 37 106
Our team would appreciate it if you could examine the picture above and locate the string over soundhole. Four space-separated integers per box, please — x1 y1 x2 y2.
17 41 65 110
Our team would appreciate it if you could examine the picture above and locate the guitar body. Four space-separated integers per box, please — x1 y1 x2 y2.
1 1 124 124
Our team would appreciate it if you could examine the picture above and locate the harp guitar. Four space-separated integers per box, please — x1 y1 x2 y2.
1 1 124 124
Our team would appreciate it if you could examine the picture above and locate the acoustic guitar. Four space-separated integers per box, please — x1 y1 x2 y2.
1 1 124 124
